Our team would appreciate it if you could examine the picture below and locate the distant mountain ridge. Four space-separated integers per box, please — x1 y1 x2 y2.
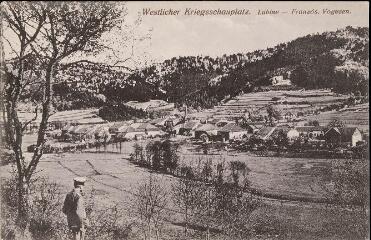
55 26 369 111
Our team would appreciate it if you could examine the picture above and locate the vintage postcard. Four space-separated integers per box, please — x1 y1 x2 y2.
0 1 369 240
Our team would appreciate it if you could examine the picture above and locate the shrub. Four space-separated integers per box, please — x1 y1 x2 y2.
1 174 132 240
132 174 168 240
1 174 68 240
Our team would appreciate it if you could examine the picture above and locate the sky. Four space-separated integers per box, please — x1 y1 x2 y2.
116 1 369 65
2 1 369 68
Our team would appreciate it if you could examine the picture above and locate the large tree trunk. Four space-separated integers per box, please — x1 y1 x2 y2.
3 46 30 231
25 62 55 183
16 175 29 227
10 61 55 235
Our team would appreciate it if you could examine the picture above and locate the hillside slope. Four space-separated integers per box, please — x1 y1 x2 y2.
56 26 369 110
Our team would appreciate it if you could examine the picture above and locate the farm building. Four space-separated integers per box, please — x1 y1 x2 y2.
73 125 94 141
270 75 292 86
137 123 164 137
218 123 248 141
178 121 200 136
294 126 326 139
120 123 164 140
120 127 145 140
109 122 130 134
324 127 363 147
271 126 291 138
194 124 220 142
152 116 181 127
255 127 276 140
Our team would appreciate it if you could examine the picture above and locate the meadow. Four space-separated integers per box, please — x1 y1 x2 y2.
1 148 366 239
189 89 351 120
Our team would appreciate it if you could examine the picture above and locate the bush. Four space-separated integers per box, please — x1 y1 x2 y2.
1 174 132 240
85 200 132 240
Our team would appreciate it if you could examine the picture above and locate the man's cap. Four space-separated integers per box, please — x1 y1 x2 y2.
73 177 86 184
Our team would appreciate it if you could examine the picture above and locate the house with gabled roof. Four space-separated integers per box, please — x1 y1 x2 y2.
137 123 164 137
294 126 326 139
194 123 220 141
324 127 363 147
178 121 201 136
118 122 164 140
218 123 249 141
109 122 130 134
149 117 174 129
255 126 276 140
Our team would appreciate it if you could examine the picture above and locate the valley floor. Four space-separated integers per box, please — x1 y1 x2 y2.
1 146 366 239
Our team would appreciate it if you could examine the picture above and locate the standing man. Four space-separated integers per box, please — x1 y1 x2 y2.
63 177 88 240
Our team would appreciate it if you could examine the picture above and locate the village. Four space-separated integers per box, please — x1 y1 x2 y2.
1 2 368 239
6 88 366 240
22 90 367 157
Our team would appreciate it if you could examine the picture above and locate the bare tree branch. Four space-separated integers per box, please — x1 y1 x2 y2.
21 105 39 132
61 59 134 72
2 35 20 58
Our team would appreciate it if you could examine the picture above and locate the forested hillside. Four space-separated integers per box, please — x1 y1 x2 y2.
54 26 369 110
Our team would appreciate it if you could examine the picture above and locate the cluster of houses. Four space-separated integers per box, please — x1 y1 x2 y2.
263 125 364 147
174 119 365 147
57 120 168 142
47 113 365 148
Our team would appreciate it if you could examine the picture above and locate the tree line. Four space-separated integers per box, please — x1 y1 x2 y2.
51 26 369 111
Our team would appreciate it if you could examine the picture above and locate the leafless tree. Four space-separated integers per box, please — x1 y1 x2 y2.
2 2 47 231
1 1 126 233
133 174 168 240
171 169 199 236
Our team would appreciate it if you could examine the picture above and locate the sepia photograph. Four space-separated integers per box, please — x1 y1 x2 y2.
0 1 369 240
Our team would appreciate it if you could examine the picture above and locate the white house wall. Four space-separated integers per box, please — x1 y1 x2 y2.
352 130 363 146
230 131 248 139
287 130 300 140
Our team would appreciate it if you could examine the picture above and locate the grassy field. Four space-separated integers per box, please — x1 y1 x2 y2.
189 90 368 127
1 149 366 239
192 89 351 120
178 144 334 201
305 103 369 134
18 134 362 203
